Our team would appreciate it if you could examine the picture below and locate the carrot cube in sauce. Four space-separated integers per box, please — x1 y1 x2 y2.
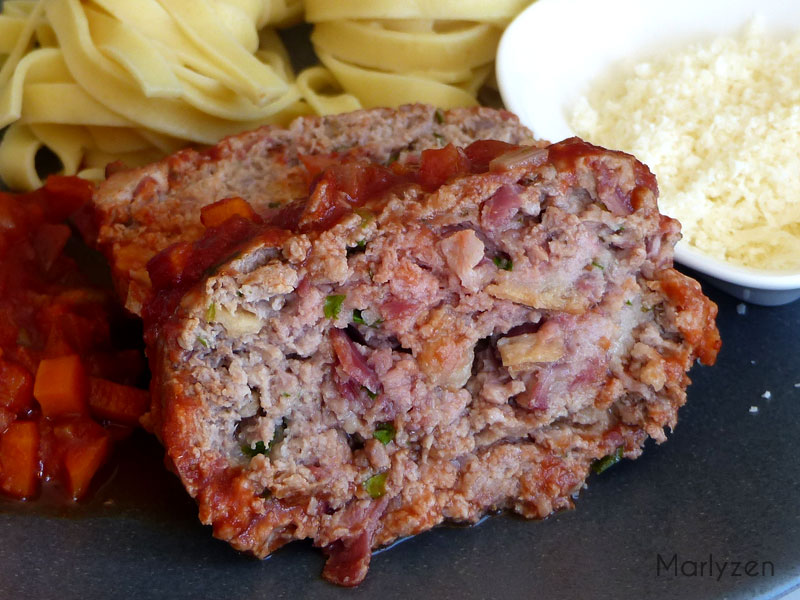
88 377 149 426
33 355 88 417
63 433 109 499
0 421 40 499
200 196 258 228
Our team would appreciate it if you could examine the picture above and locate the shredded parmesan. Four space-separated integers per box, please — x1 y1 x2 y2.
571 20 800 271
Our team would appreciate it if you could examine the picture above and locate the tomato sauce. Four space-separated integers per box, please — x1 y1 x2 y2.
0 176 148 502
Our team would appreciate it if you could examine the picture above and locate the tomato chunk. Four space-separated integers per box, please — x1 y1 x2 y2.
33 354 88 417
200 196 259 228
33 223 72 272
464 140 519 172
88 377 149 426
0 421 40 499
418 144 471 190
146 241 193 290
43 175 94 222
0 358 34 414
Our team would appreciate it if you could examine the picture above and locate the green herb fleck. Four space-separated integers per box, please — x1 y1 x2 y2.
362 386 378 400
364 472 388 498
347 240 367 256
493 256 513 271
268 201 281 209
242 418 288 458
386 150 400 165
433 132 445 146
591 261 604 271
625 300 633 306
236 290 244 298
591 447 624 474
434 109 445 124
354 208 374 228
616 225 625 233
206 302 216 322
373 422 396 445
269 417 288 451
281 392 291 398
324 294 346 319
197 336 209 348
641 305 652 313
242 440 268 457
352 309 383 328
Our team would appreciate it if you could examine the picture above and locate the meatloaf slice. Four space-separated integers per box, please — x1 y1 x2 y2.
147 138 720 586
91 104 538 315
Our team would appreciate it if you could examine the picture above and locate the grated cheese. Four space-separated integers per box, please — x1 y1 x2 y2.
571 20 800 272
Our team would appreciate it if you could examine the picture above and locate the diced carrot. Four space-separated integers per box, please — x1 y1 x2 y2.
200 196 258 228
63 433 109 499
33 354 88 417
0 421 40 499
0 358 34 414
87 377 149 426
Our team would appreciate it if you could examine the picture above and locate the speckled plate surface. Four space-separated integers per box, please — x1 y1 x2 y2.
1 278 798 600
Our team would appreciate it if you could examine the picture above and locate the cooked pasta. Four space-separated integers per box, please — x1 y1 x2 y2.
302 1 531 116
303 0 531 23
0 0 307 190
0 0 534 190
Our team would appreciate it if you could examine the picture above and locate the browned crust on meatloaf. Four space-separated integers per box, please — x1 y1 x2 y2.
151 138 719 585
91 104 539 315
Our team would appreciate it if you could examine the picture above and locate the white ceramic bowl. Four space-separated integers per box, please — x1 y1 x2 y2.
496 0 800 305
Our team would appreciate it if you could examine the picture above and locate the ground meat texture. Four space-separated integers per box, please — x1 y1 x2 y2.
91 104 539 316
150 138 720 586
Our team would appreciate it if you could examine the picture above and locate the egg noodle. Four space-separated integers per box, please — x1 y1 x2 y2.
0 0 532 190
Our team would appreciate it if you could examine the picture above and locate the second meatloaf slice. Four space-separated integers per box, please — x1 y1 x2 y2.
91 105 538 315
147 138 720 586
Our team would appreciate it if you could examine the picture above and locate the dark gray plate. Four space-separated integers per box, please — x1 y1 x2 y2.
1 276 799 600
